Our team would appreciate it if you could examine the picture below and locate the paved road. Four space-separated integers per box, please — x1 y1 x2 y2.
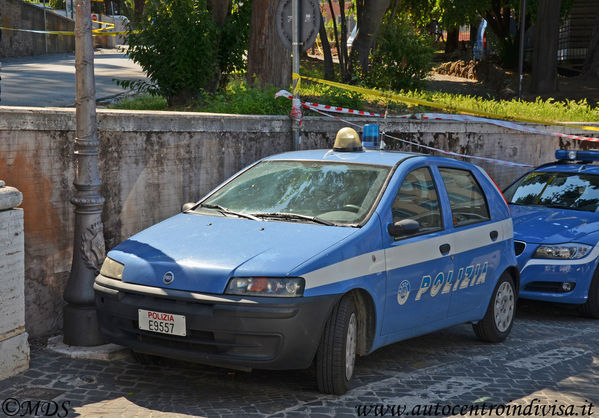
0 49 146 107
0 300 597 417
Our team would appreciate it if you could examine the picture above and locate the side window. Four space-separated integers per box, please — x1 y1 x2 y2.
439 167 490 227
392 167 443 235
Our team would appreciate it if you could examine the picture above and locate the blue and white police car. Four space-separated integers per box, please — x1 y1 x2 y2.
504 149 599 318
94 126 519 394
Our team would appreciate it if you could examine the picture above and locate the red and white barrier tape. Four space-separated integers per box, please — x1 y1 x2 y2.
275 90 599 144
275 90 384 117
278 93 533 168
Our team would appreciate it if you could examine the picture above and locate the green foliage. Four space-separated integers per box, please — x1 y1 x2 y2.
198 80 292 115
301 84 364 110
365 19 435 91
385 90 599 122
125 0 219 105
49 0 65 9
111 93 168 110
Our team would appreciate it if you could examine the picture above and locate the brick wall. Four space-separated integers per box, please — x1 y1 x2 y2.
0 106 597 337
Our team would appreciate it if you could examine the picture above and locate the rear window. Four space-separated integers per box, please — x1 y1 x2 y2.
439 168 491 227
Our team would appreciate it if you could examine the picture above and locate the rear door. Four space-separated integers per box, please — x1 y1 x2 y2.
436 166 502 317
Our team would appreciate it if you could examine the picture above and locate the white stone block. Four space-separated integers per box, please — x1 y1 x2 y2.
0 332 29 381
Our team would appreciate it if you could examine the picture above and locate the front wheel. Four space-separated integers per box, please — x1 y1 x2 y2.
473 272 516 342
316 295 357 395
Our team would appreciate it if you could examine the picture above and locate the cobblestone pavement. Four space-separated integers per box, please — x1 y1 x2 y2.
0 300 598 417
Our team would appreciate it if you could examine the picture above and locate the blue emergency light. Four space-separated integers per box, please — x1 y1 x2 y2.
556 149 599 162
362 124 381 149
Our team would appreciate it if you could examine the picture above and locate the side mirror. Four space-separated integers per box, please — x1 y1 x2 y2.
387 219 420 237
181 202 196 212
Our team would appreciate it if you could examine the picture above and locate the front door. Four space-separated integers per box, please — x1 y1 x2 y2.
381 166 454 335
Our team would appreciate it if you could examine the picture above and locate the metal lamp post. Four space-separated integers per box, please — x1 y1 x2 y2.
63 0 106 346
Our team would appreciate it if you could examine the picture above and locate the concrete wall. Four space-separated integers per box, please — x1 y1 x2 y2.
0 181 29 380
0 0 75 58
0 106 598 337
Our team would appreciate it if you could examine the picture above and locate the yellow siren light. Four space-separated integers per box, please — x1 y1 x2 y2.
333 127 363 152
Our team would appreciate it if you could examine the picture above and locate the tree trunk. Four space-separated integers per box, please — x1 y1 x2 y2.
327 0 344 79
247 0 290 88
444 27 459 54
583 13 599 79
319 14 335 80
133 0 145 22
207 0 230 26
351 0 391 75
338 0 350 81
531 0 561 93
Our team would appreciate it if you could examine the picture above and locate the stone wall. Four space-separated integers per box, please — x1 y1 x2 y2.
0 106 597 337
0 181 29 380
0 0 75 58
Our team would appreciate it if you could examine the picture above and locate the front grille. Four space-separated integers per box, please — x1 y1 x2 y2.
98 289 282 359
514 240 526 256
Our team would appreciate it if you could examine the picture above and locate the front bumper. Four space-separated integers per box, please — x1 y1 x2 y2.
517 242 597 304
94 275 339 370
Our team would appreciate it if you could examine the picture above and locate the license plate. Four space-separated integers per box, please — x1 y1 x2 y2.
138 309 186 337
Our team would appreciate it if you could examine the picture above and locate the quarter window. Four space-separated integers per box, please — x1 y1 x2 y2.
439 168 490 227
392 168 443 236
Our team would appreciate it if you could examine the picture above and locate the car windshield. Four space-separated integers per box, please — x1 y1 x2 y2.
504 171 599 212
198 160 391 226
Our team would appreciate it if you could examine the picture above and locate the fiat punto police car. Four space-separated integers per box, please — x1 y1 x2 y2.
94 126 519 394
504 150 599 318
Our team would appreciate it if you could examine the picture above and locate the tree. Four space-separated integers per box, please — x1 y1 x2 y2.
531 0 561 93
318 13 335 80
351 0 391 75
247 0 290 88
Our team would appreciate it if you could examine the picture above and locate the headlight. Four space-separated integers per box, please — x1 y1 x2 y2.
533 243 592 260
225 277 305 297
99 257 124 280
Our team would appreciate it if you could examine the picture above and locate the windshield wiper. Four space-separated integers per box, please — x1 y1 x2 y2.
197 203 260 221
252 212 334 226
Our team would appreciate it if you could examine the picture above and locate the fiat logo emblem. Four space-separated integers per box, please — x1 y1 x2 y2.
163 271 175 285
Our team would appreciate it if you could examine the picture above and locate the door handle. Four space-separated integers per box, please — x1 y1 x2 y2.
490 230 499 241
439 243 451 256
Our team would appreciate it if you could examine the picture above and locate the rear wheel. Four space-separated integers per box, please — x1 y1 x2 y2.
581 269 599 318
473 272 516 342
316 295 357 395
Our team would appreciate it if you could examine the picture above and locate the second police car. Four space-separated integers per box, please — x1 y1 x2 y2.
504 150 599 318
94 126 519 394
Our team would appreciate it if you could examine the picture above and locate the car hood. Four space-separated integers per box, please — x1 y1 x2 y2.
510 205 599 244
107 213 358 293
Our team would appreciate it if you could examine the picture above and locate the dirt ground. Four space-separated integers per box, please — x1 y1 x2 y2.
430 60 599 105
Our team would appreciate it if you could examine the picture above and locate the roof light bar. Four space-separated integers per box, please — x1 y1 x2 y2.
555 150 599 162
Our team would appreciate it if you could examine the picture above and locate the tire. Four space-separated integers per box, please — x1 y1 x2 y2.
581 268 599 318
473 272 516 342
316 295 358 395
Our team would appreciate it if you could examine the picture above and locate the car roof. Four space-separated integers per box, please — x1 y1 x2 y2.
533 162 599 175
263 149 423 167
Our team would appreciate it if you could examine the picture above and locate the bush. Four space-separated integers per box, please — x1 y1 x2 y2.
366 20 435 91
125 0 218 106
199 80 292 115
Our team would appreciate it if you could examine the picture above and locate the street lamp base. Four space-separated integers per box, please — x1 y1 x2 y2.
63 304 107 346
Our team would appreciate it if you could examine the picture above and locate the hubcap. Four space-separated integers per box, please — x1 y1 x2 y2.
345 313 357 381
494 281 515 333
